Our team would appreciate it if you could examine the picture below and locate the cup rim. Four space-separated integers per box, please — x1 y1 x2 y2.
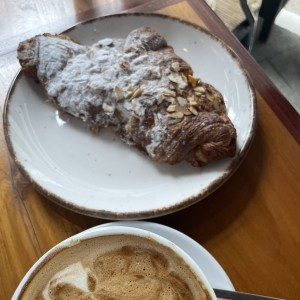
13 225 216 300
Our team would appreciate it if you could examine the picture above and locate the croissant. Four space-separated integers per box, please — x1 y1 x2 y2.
17 27 236 167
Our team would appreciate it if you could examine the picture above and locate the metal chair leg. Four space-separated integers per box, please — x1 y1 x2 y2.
239 0 260 51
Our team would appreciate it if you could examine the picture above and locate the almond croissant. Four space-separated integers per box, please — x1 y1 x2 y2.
17 27 236 167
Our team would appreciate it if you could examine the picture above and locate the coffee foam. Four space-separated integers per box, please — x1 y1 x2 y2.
42 262 91 300
19 234 212 300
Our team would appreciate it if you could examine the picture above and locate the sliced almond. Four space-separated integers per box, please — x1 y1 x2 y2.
126 91 133 99
120 61 129 69
206 93 214 102
194 86 205 93
168 73 187 89
181 73 188 83
179 74 188 89
183 110 192 116
161 89 176 97
168 73 180 83
188 75 200 87
188 106 198 115
113 86 123 101
176 106 192 115
130 88 143 100
102 103 114 113
189 100 198 106
150 67 161 79
169 111 184 119
177 97 187 106
188 97 198 106
167 104 177 112
171 61 180 72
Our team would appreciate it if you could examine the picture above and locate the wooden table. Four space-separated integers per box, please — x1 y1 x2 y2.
1 1 299 299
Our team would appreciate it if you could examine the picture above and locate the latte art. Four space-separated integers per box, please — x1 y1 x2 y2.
42 262 91 299
19 234 212 300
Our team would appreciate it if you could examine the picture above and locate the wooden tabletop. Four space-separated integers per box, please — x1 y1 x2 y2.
1 0 299 299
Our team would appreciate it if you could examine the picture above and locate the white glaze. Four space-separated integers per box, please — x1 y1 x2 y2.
36 33 175 153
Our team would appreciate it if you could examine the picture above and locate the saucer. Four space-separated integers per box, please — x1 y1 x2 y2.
85 221 235 291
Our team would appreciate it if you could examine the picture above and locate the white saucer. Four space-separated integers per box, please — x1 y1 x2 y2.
85 221 235 291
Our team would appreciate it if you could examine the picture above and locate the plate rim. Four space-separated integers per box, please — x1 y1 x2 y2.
3 12 257 220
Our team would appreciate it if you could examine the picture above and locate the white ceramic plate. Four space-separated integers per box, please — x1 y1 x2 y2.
4 13 256 219
88 221 235 292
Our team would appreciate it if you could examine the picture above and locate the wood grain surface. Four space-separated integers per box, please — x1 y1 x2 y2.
0 1 299 299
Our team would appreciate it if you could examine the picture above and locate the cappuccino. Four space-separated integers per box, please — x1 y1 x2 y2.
18 233 212 299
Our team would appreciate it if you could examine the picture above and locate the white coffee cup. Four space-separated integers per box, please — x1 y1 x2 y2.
13 225 217 300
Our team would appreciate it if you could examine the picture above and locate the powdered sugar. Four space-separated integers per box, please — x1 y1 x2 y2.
35 29 186 157
146 113 168 158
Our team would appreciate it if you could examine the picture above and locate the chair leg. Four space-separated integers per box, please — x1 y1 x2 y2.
258 0 288 42
239 0 259 52
247 18 259 51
